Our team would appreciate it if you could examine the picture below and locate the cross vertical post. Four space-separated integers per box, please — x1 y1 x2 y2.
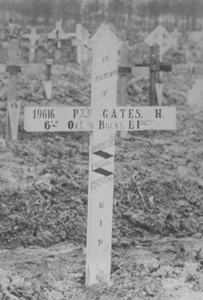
171 28 180 51
23 27 40 63
37 33 46 62
117 42 131 138
187 63 203 109
44 58 53 100
86 25 119 286
54 30 61 61
149 45 158 106
118 42 130 107
72 24 91 75
76 24 83 73
6 39 21 141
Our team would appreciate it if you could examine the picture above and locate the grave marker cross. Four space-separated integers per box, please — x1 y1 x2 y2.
0 38 44 140
0 39 21 140
23 27 40 63
187 62 203 109
145 25 174 60
119 45 172 105
44 58 53 100
48 20 71 62
24 25 176 286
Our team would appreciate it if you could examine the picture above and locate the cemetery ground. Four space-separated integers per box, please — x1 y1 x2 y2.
0 63 203 300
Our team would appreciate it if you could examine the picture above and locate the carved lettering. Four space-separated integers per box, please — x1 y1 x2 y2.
155 109 162 118
98 239 103 246
99 202 104 208
101 90 108 97
73 109 78 118
129 120 135 130
102 56 109 63
95 70 117 82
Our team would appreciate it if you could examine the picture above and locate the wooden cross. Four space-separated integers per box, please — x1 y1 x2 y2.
149 45 171 105
44 58 53 100
187 62 203 109
171 28 181 51
119 45 172 106
118 42 130 107
117 41 130 138
0 39 21 140
145 25 174 59
72 24 91 75
23 27 40 63
145 25 174 83
24 25 176 286
0 39 43 140
8 19 15 38
37 33 47 62
48 20 72 62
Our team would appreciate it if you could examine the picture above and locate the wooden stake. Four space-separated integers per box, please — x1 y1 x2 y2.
6 39 21 141
149 46 158 106
44 58 53 99
117 42 130 138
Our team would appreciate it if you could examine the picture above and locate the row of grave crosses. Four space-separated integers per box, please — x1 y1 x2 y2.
1 22 202 72
0 22 202 288
24 22 91 66
24 24 177 287
0 20 91 66
1 34 172 142
1 22 202 142
0 23 174 140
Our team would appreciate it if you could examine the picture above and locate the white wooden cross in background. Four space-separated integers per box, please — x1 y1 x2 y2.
24 25 176 286
23 27 40 63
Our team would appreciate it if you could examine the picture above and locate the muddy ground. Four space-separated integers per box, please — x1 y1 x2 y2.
0 62 203 300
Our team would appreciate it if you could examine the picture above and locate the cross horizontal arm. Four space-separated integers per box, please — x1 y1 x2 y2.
24 106 176 132
134 62 172 72
0 63 43 75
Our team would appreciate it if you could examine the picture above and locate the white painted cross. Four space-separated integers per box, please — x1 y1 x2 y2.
145 25 174 60
145 25 174 104
37 32 47 62
171 28 181 51
23 27 40 63
48 20 74 61
0 39 21 140
24 25 176 286
72 24 91 75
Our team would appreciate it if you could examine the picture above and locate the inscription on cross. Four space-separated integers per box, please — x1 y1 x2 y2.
24 25 176 286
